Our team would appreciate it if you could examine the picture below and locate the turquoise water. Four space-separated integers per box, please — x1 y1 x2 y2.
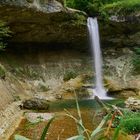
49 99 124 112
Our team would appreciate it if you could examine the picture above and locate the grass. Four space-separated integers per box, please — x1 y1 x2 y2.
40 117 55 140
120 111 140 134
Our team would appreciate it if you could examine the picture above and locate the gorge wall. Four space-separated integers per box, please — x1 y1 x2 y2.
0 0 140 138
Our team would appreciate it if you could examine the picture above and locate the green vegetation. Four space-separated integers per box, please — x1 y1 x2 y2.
63 69 78 81
65 0 140 17
14 96 140 140
65 99 140 139
14 117 55 140
102 0 140 14
121 111 140 134
122 117 140 134
109 109 140 140
0 21 11 50
39 84 50 92
40 117 55 140
64 95 110 140
12 66 40 80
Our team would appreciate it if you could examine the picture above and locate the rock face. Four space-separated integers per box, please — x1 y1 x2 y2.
0 0 65 13
0 0 140 51
100 21 140 50
22 98 49 110
125 97 140 111
0 0 87 49
105 77 140 98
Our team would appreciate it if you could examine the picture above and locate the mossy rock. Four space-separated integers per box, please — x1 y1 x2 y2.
22 98 49 110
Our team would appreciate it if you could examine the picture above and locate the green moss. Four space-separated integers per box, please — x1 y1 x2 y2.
63 70 78 81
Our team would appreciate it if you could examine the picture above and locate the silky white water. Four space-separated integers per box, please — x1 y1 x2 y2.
32 0 41 9
87 17 110 99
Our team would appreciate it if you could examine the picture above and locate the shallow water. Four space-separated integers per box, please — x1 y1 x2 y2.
9 99 124 140
9 108 100 140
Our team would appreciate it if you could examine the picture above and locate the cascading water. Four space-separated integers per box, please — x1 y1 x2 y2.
32 0 41 10
87 17 111 99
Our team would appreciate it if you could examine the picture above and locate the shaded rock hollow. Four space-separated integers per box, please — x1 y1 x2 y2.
0 0 87 50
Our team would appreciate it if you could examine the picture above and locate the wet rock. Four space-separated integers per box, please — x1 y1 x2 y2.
105 78 139 98
107 88 138 98
46 74 93 100
125 97 140 111
61 75 93 99
105 78 124 92
55 94 62 99
22 98 49 110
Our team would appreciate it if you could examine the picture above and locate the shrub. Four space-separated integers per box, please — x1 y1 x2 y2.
120 110 140 134
63 70 77 81
102 0 140 15
65 0 140 17
122 117 140 134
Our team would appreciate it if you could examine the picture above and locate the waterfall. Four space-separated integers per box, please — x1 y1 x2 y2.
87 17 111 99
32 0 41 10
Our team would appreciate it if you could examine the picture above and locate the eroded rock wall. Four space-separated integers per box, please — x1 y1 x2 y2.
0 0 87 50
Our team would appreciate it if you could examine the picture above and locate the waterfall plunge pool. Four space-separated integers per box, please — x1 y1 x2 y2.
9 99 124 140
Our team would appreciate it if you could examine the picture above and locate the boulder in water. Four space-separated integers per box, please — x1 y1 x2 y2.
22 98 49 110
